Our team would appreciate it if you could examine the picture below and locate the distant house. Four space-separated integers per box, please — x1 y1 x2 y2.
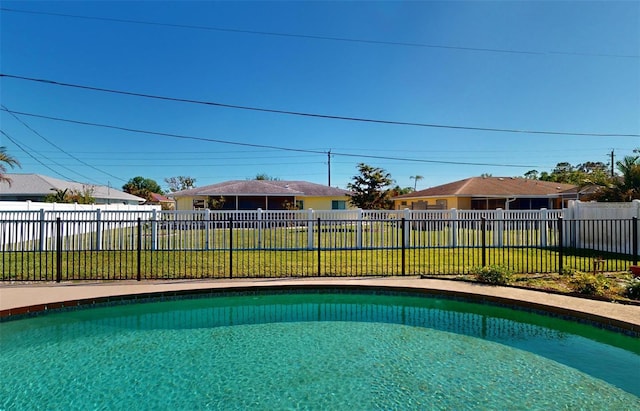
171 180 352 211
392 176 578 210
146 192 175 210
0 173 145 205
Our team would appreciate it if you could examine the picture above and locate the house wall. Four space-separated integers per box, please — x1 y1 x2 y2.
394 196 464 210
295 196 354 210
176 196 205 211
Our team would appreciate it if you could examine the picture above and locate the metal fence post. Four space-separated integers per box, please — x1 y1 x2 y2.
401 217 406 276
56 217 62 283
481 217 486 267
633 216 638 265
39 209 46 252
356 208 363 249
229 216 233 279
151 209 158 251
558 216 564 274
95 209 102 251
137 218 142 281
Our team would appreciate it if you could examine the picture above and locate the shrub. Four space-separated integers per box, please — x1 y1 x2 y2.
569 272 610 296
560 268 578 277
471 265 513 285
625 277 640 300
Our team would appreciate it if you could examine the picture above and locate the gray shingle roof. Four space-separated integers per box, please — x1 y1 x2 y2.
171 180 351 197
0 174 145 203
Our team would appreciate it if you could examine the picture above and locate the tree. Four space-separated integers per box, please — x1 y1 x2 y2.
67 186 96 204
254 173 279 181
0 146 20 186
346 163 394 209
389 185 413 197
527 161 610 186
585 155 640 202
608 155 640 201
44 188 69 203
122 176 164 201
409 175 423 191
44 186 95 204
539 149 640 202
207 196 226 210
165 176 196 192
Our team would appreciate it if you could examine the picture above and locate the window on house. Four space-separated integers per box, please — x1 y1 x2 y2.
192 199 205 209
332 200 346 210
296 200 304 210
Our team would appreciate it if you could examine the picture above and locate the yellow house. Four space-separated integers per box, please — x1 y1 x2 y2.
392 177 578 210
171 180 353 211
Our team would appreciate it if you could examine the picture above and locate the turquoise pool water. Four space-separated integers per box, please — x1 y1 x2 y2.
1 292 639 410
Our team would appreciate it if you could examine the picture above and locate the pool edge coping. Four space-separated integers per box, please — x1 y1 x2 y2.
1 278 639 336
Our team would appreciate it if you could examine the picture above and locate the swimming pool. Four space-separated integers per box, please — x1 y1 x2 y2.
1 290 639 409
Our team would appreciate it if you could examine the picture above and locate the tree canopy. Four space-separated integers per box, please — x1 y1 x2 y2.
346 163 394 209
524 161 610 186
122 176 164 201
524 150 639 202
44 187 95 204
254 173 279 181
165 176 196 192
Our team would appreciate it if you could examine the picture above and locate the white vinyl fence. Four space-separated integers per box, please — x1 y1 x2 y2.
564 200 640 255
0 201 637 255
1 204 565 251
0 201 160 251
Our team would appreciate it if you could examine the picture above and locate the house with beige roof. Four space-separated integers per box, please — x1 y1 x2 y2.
171 180 352 211
392 176 578 210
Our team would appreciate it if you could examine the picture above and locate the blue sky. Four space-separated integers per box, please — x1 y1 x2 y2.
1 1 638 192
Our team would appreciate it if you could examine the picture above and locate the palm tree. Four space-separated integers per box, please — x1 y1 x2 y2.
588 154 640 201
0 146 20 186
410 175 424 191
616 155 640 200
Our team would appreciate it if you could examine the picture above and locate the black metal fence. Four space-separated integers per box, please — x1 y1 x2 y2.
1 217 637 281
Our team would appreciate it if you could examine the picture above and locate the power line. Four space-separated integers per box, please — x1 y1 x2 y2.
2 105 125 182
0 129 77 181
3 74 638 138
2 7 637 59
1 108 328 155
0 108 544 168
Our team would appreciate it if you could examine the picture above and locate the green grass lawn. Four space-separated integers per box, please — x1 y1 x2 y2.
2 246 634 282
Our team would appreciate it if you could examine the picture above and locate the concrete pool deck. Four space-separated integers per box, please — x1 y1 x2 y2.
1 277 639 334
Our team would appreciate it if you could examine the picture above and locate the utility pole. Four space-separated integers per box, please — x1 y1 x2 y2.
327 149 331 186
611 150 615 177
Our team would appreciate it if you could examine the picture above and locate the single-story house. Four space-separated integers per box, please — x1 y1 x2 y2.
146 192 175 210
0 173 145 205
392 176 579 210
171 180 352 211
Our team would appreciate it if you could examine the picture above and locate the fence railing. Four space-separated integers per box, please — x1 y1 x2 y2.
0 208 567 249
1 216 637 281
